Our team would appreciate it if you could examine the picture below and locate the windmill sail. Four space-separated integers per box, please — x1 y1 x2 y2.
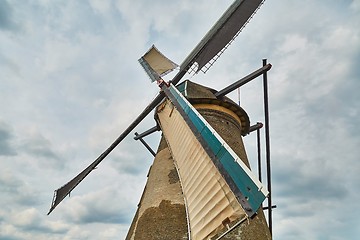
48 157 102 215
139 45 179 82
181 0 264 73
47 92 166 215
157 83 268 239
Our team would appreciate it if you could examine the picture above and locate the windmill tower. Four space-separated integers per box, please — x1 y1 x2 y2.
126 80 271 239
48 0 274 239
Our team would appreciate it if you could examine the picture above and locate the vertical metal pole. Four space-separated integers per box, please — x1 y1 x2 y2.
262 59 272 235
256 123 262 183
256 122 263 213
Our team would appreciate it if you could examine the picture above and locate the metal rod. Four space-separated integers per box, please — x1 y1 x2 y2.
134 126 160 140
214 63 272 97
263 205 277 210
215 216 248 240
249 122 263 133
257 122 262 183
262 59 272 235
134 132 156 157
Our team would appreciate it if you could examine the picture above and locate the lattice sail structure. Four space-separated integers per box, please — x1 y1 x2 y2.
184 0 265 74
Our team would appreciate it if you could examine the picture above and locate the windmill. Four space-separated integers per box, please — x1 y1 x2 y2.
48 0 274 239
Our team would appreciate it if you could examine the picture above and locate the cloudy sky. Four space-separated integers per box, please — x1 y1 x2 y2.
1 0 359 239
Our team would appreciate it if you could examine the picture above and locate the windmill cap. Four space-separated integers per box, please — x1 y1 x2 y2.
175 80 250 135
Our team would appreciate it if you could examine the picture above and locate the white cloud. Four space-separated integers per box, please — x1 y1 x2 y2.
89 0 112 15
11 208 40 228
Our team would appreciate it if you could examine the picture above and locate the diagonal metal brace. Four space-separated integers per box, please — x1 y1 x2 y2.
134 132 156 157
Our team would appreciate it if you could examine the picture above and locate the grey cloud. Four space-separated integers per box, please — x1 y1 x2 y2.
110 139 155 176
0 170 41 207
272 152 349 204
16 220 69 235
0 120 66 172
0 54 20 76
75 207 130 224
9 208 70 235
0 122 17 156
0 0 17 31
63 188 133 225
111 155 146 176
20 134 65 170
22 138 59 160
0 235 21 240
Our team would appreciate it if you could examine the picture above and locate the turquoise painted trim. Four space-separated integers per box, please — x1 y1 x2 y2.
168 84 268 213
217 148 264 209
200 127 222 155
